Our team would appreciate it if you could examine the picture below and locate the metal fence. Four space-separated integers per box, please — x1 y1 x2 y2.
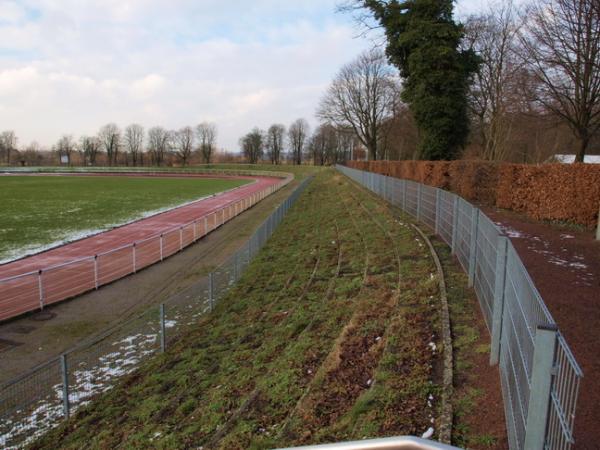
336 165 582 450
0 169 293 322
0 176 312 449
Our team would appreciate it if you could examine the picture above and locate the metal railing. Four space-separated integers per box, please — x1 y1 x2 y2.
275 436 460 450
0 169 293 322
0 176 312 449
336 165 582 450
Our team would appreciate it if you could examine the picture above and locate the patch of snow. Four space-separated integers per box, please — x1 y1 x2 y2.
560 234 575 239
422 427 435 439
552 154 600 164
164 320 177 329
428 342 437 352
498 225 527 239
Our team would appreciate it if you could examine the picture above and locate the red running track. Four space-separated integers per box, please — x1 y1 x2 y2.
0 172 289 321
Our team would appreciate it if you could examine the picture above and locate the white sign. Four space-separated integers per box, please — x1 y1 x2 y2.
60 155 69 164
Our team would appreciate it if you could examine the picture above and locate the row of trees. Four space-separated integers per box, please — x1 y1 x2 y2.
239 119 361 166
329 0 600 163
1 123 218 167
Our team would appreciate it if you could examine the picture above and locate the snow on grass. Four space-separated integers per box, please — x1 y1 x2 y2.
0 329 161 448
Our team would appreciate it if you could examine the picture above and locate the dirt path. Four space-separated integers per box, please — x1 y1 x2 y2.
482 206 599 450
0 180 298 385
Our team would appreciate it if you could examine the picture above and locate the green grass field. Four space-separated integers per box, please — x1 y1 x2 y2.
0 175 249 262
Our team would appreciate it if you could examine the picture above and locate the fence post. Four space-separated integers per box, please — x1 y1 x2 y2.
596 202 600 240
132 243 137 273
435 189 441 235
233 252 239 281
209 272 214 310
524 324 558 450
193 220 197 241
490 235 508 366
402 179 407 211
417 183 422 221
38 269 44 310
94 255 99 289
159 303 166 353
468 208 480 287
179 227 183 251
160 234 164 261
204 217 208 236
451 197 459 254
60 354 70 419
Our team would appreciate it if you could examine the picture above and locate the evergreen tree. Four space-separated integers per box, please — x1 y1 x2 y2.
363 0 479 160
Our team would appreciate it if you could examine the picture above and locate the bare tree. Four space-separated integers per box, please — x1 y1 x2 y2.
288 118 309 165
176 126 195 166
147 126 170 166
266 124 286 164
336 126 360 162
79 136 101 166
0 131 17 165
196 122 217 164
317 49 400 160
308 124 331 166
519 0 600 162
98 123 121 166
124 124 144 167
465 0 523 161
55 135 75 165
22 141 44 166
240 128 264 164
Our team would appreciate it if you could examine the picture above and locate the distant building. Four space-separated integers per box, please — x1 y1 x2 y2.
550 154 600 164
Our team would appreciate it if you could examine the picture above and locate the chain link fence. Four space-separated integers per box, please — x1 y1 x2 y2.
0 176 312 449
336 165 582 450
0 169 292 321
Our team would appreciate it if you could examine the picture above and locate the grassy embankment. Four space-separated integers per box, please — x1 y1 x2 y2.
31 169 494 449
0 176 249 261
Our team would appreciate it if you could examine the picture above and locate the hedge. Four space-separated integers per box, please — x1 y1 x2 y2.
347 160 600 229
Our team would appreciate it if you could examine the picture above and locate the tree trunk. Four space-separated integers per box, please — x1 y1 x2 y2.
575 131 589 163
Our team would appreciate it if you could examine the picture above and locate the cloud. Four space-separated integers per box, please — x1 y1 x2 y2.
131 74 165 99
0 1 493 152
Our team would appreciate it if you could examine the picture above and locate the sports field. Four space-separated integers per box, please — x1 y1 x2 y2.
0 175 249 262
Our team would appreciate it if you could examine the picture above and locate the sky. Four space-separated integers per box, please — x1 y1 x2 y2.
0 0 498 152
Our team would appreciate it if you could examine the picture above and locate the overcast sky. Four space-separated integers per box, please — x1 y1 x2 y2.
1 0 500 152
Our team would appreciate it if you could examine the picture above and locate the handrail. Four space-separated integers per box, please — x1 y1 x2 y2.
275 436 461 450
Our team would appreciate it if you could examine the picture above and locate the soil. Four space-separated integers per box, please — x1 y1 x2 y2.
482 206 600 450
0 180 299 385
